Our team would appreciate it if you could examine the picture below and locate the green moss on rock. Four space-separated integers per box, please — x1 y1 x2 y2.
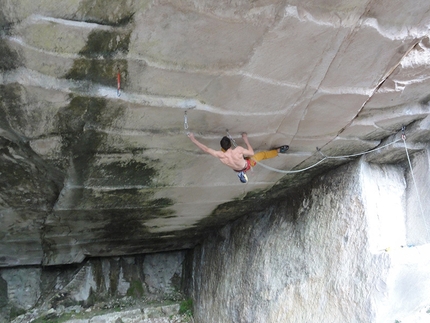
55 95 124 174
94 160 158 187
9 307 26 320
179 298 193 316
79 30 131 58
65 28 130 87
63 188 173 212
0 40 20 72
65 59 128 87
0 83 24 131
126 280 144 297
75 0 138 26
0 85 64 208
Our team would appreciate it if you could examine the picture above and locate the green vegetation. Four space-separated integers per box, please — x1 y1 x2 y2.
11 297 192 323
65 28 130 87
126 280 145 297
32 312 75 323
0 40 20 71
79 30 131 58
9 306 26 320
75 0 136 26
179 298 193 317
65 58 127 87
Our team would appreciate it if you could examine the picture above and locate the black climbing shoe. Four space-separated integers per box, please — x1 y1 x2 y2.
237 171 248 183
277 145 289 153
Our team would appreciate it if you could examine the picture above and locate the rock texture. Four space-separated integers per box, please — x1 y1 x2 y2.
1 0 430 267
191 152 430 323
2 1 430 322
0 251 188 322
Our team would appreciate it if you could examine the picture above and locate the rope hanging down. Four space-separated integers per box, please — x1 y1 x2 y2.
183 114 428 238
183 113 419 181
183 110 403 175
401 127 430 239
255 138 402 174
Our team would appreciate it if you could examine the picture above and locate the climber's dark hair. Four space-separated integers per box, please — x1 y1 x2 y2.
220 136 231 151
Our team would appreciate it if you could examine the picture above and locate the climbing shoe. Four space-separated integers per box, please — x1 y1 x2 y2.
237 171 248 184
277 145 289 153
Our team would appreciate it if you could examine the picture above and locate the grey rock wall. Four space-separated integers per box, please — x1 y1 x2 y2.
405 148 430 245
1 0 430 267
191 152 430 323
0 251 187 322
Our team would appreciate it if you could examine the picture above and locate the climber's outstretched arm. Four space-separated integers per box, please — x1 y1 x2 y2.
188 133 223 158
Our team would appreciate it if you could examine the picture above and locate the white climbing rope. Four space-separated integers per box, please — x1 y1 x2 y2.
185 111 402 175
255 156 327 174
402 131 430 239
255 138 402 174
184 112 428 239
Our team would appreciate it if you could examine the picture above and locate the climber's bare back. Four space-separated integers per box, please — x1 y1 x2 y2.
218 146 250 170
187 132 254 170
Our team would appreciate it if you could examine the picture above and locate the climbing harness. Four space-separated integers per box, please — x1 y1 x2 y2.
184 114 429 236
226 130 254 182
184 112 426 194
184 114 404 176
117 69 121 97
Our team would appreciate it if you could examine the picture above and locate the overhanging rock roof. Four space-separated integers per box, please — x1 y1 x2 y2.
1 0 430 266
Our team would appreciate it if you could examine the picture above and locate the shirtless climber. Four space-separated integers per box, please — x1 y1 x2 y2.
187 132 289 183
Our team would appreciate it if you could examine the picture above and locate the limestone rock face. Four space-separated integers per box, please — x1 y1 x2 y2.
191 153 430 323
1 0 430 266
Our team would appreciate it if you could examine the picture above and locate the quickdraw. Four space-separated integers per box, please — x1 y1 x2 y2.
226 130 237 147
117 69 121 97
184 111 189 135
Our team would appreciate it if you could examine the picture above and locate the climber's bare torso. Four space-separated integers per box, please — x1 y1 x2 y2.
188 133 254 171
217 146 250 170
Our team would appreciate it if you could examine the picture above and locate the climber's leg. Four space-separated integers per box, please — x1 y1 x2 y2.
252 150 278 163
250 145 289 166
